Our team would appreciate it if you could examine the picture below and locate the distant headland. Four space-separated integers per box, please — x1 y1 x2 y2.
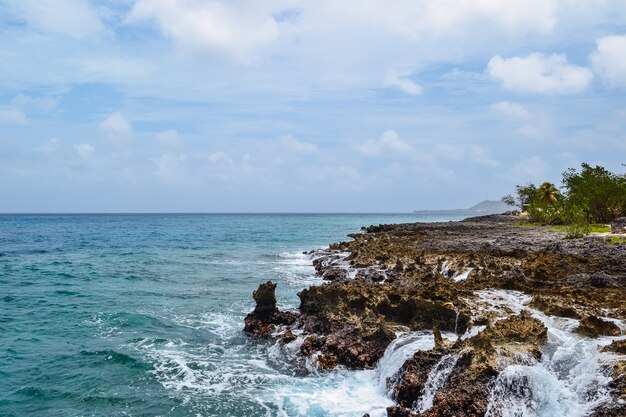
413 199 511 215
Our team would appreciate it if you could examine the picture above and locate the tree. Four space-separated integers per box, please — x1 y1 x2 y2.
502 184 538 212
536 182 561 208
562 163 626 223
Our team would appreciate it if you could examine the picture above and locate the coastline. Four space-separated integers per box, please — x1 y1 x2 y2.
245 214 626 417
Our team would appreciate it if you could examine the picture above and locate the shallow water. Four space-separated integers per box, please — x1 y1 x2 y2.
0 213 464 417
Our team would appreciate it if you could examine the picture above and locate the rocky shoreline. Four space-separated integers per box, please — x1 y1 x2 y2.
244 214 626 417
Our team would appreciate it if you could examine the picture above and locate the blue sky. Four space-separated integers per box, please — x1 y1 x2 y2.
1 0 626 212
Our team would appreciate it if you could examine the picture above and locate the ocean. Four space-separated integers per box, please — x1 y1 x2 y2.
0 213 465 417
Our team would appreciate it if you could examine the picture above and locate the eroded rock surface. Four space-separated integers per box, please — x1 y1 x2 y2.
390 312 547 417
243 281 298 336
244 215 626 416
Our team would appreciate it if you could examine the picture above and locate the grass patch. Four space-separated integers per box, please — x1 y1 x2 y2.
606 236 626 245
512 222 542 228
548 225 568 232
548 223 610 233
589 224 611 233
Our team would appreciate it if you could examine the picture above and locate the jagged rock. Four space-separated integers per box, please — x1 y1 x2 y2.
243 282 298 336
433 326 444 349
576 316 621 338
317 354 338 369
386 407 415 417
321 266 348 281
281 329 297 344
529 295 580 319
610 217 626 234
244 215 626 412
393 349 444 408
298 279 470 338
252 281 277 314
602 339 626 354
392 312 547 417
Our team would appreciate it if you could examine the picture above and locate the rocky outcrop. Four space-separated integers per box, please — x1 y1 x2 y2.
243 281 298 336
292 277 472 369
244 214 626 415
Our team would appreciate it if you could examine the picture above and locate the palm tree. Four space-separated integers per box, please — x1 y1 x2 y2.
537 182 561 208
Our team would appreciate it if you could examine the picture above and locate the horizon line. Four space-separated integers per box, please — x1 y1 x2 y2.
0 211 455 216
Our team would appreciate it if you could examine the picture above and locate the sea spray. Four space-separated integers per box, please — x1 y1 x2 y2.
414 353 460 413
478 290 623 417
376 331 439 395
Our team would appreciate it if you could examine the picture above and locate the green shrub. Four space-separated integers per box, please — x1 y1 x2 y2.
565 222 590 239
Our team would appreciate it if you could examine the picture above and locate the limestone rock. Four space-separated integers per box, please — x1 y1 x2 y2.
576 316 621 338
243 282 298 336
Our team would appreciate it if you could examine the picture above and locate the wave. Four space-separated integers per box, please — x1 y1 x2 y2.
80 349 151 370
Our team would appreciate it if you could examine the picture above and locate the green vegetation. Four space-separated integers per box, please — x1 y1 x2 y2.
606 236 626 245
589 224 612 233
548 224 610 233
502 163 626 238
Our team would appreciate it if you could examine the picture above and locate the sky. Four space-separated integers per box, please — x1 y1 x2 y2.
1 0 626 213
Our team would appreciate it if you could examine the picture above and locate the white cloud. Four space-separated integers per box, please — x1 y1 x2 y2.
12 94 57 112
590 34 626 88
421 0 556 34
469 145 500 167
130 0 279 60
508 155 549 182
487 53 593 94
359 130 414 157
154 152 188 185
6 0 105 38
320 0 556 39
155 130 184 148
277 135 318 154
207 151 233 164
74 143 95 158
0 108 30 125
490 101 530 120
35 139 59 154
100 113 133 145
434 143 499 167
384 71 422 95
78 57 150 84
434 144 465 161
489 101 553 139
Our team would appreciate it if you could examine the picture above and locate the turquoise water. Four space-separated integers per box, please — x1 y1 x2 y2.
0 214 465 417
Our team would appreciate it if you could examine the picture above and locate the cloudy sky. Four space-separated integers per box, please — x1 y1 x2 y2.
1 0 626 212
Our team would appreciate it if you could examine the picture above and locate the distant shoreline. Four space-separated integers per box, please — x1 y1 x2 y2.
411 210 506 215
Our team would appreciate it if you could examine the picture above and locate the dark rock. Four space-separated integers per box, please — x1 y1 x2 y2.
393 349 444 408
529 295 580 319
281 329 297 344
386 406 415 417
321 266 348 281
317 354 338 369
252 281 277 315
602 339 626 355
433 326 444 349
244 282 298 336
300 335 323 356
610 217 626 234
576 316 621 338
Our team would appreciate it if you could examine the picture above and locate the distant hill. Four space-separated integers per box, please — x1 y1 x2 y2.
413 200 512 215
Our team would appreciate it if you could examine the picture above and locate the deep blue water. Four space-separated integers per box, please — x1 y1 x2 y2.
0 214 465 417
